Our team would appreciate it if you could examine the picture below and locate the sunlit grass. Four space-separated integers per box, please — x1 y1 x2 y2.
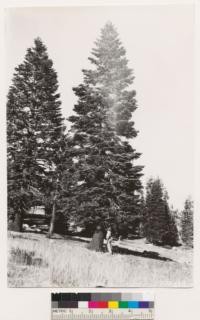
8 231 192 287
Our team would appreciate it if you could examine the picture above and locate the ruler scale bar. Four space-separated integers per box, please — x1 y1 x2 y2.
52 308 154 320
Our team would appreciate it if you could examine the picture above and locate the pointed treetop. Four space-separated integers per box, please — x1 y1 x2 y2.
23 37 50 65
100 21 118 37
34 37 47 51
34 36 45 45
84 21 134 95
73 22 138 139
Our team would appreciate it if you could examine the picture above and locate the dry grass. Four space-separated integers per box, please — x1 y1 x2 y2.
8 231 193 287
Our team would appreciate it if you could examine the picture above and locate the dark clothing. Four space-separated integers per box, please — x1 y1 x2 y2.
88 230 104 252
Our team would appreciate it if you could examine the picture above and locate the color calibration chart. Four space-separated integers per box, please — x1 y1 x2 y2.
51 293 154 320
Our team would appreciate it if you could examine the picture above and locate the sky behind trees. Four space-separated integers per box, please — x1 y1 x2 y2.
5 5 194 210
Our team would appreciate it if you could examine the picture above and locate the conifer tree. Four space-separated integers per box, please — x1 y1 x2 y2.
181 197 193 247
7 38 65 232
67 22 143 231
144 178 179 246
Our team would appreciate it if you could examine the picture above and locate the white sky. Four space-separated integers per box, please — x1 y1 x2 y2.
5 5 194 210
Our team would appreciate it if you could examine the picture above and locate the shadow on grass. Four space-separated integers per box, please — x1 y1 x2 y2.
113 246 173 262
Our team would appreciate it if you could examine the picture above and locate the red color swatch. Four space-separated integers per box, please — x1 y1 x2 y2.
98 302 108 308
88 301 108 308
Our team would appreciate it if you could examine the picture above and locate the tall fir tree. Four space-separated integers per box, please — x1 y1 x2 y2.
144 178 179 246
67 22 143 232
7 38 65 233
181 197 193 247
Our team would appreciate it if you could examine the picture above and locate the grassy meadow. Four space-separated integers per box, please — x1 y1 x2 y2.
8 231 193 287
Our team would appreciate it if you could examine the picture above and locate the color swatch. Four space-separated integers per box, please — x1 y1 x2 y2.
51 292 154 309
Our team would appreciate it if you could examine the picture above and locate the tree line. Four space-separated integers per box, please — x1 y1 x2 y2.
7 22 193 247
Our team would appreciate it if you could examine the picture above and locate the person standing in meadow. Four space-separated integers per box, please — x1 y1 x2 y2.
106 226 113 254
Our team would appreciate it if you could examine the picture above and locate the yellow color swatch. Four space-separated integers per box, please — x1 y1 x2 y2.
108 301 119 309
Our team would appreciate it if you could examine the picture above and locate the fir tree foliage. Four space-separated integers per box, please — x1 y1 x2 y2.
82 21 137 138
7 38 65 232
144 178 179 246
67 22 143 231
181 197 193 247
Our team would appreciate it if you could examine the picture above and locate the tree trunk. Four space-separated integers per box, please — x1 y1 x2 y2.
9 210 23 232
48 197 57 238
